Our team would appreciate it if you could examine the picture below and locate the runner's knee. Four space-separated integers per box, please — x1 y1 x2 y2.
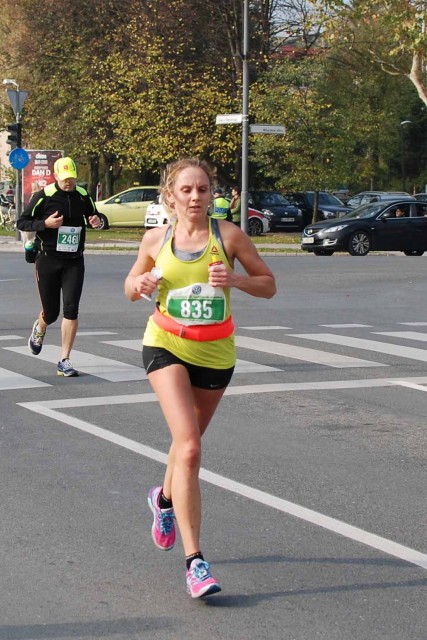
63 304 79 320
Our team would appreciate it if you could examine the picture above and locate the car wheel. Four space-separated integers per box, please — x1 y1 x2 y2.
403 250 424 256
348 231 371 256
313 249 334 256
97 214 109 230
248 217 263 236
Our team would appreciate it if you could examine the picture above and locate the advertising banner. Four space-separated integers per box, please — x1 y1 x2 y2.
22 150 63 207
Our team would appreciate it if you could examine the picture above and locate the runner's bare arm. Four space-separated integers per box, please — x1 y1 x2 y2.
210 222 276 299
124 227 166 301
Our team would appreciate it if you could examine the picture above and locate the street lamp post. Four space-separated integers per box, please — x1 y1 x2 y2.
240 0 249 234
400 120 411 192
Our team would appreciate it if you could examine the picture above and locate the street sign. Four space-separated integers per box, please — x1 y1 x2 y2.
216 113 243 124
6 89 28 116
9 147 30 170
250 124 285 135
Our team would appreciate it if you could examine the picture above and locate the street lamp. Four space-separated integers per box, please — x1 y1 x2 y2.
400 120 411 192
3 78 19 89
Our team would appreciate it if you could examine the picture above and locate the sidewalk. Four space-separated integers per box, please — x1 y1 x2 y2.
0 236 297 255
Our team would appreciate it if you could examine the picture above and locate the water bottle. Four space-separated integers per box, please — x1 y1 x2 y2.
24 240 37 263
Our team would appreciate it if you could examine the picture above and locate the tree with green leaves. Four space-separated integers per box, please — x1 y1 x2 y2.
314 1 427 107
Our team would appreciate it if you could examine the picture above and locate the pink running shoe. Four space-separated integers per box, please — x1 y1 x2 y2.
186 559 222 598
147 486 176 550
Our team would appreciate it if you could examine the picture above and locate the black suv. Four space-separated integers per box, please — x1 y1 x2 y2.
248 191 303 231
284 191 352 227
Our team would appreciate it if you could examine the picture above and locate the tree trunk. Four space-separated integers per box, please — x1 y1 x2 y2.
88 155 99 200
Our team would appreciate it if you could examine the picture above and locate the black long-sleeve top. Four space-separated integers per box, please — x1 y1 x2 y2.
17 183 97 258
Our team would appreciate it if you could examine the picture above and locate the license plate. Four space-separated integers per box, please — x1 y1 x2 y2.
281 217 295 222
146 218 158 224
302 237 314 244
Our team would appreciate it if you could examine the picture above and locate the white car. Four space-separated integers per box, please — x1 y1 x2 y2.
144 196 270 236
144 196 169 228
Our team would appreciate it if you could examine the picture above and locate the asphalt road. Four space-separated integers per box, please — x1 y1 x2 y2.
0 252 426 640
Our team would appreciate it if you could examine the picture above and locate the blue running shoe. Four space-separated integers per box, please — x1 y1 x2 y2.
57 358 79 377
28 319 45 355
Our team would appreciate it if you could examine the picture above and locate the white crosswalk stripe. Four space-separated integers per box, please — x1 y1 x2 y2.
0 366 50 390
103 339 282 373
4 323 427 390
4 345 147 382
291 332 427 363
374 331 427 342
235 335 383 368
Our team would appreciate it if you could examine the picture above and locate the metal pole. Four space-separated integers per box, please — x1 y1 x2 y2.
240 0 249 234
15 94 22 241
400 125 405 192
400 121 411 193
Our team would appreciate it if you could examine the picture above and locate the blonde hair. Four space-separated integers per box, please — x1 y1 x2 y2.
160 157 214 215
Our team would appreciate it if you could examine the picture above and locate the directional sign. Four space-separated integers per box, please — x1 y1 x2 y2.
6 90 28 116
9 147 30 170
216 113 243 124
250 124 285 135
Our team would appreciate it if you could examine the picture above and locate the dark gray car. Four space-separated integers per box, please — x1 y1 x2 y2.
301 200 427 256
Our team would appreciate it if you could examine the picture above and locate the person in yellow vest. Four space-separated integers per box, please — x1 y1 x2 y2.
209 188 231 220
229 185 241 225
124 157 276 599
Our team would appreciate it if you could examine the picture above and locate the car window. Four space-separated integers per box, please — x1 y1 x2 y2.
118 189 144 203
142 188 159 201
346 196 361 207
285 193 304 207
253 192 290 206
318 193 343 205
342 203 384 219
415 203 427 217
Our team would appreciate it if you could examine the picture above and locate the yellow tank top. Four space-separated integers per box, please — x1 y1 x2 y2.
143 218 236 369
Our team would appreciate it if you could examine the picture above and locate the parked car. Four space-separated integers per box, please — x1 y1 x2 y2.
301 199 427 256
346 191 413 208
145 196 270 235
284 191 352 226
96 186 159 229
144 196 169 228
248 191 303 230
414 193 427 202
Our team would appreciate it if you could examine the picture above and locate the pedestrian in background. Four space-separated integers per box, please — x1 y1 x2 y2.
124 157 276 598
229 185 241 225
17 157 101 377
209 188 231 220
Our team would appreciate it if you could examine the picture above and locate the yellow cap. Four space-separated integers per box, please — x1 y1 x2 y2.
54 157 77 181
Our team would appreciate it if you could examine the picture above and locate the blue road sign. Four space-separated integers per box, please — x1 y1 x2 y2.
9 147 30 170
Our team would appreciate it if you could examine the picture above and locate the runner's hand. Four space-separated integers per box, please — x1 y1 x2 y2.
45 211 63 228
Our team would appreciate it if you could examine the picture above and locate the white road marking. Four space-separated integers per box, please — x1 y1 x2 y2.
18 384 427 571
235 335 383 368
320 324 371 328
0 335 23 341
374 331 427 342
0 367 50 390
5 345 146 382
291 333 427 363
389 380 427 392
398 322 427 326
239 326 292 330
104 340 282 373
77 331 118 336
